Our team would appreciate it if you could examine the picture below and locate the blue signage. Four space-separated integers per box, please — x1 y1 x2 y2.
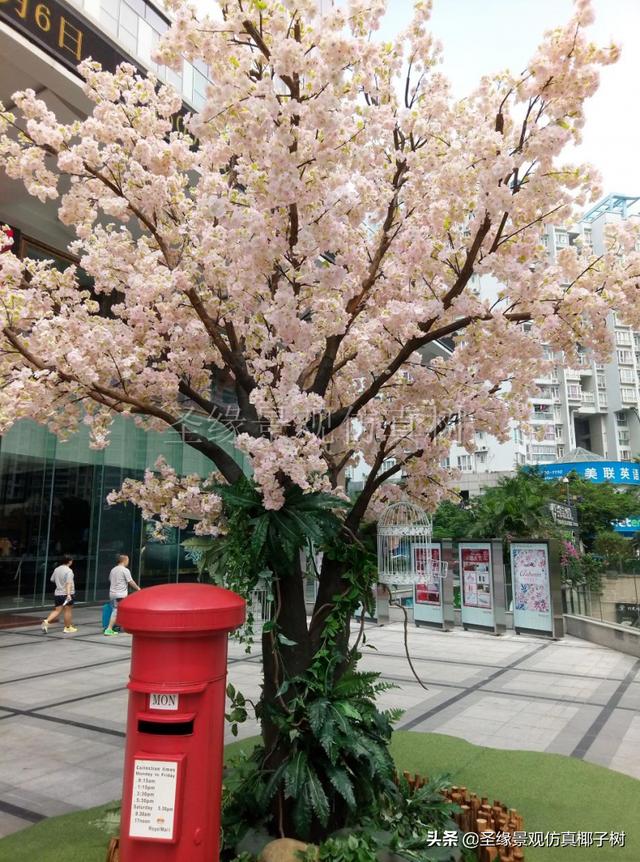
613 517 640 535
537 461 640 486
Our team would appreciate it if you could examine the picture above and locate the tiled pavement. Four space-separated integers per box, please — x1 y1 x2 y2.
0 607 639 838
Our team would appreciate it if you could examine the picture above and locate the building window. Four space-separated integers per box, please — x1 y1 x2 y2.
616 330 632 346
476 452 487 465
118 1 139 53
440 457 450 469
457 455 472 472
621 450 632 461
556 445 565 458
567 384 581 400
532 403 552 418
620 368 635 384
597 374 606 389
100 0 119 35
621 387 637 403
555 231 569 247
617 350 633 365
616 412 628 425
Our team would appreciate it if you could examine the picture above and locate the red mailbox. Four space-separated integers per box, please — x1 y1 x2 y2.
117 583 245 862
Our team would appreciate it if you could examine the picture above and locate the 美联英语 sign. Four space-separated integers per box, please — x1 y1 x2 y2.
538 461 640 485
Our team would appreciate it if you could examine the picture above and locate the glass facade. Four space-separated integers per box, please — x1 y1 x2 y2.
0 416 237 611
0 236 246 613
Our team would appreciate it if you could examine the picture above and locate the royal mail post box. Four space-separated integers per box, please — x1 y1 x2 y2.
117 583 245 862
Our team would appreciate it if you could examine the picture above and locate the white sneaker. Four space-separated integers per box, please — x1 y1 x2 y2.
41 619 49 634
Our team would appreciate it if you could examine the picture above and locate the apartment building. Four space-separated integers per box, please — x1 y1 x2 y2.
450 193 640 495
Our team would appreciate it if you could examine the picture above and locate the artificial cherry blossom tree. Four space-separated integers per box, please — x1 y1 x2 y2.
1 0 638 842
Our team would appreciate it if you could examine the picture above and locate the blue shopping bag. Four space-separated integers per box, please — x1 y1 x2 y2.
101 602 112 630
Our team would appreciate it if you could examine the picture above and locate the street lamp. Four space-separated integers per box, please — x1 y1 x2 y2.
562 476 570 505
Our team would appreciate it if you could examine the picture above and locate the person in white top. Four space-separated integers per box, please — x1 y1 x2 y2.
104 554 140 636
41 555 76 634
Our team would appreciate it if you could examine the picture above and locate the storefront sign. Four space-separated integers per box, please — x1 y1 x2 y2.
548 501 579 528
129 758 179 840
510 542 552 633
2 0 193 140
0 0 135 74
538 461 640 486
613 516 640 535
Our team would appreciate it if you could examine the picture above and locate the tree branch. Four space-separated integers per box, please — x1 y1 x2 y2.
3 327 243 483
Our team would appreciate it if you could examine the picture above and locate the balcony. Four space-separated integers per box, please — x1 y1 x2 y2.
529 448 557 463
581 392 595 404
531 411 554 422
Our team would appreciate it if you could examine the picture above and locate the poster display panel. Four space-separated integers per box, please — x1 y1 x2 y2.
510 542 552 633
459 543 494 629
413 542 444 626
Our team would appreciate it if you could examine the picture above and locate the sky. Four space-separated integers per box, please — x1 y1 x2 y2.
191 0 640 199
378 0 640 198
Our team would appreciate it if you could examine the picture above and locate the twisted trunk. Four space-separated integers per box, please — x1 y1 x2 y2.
260 555 313 835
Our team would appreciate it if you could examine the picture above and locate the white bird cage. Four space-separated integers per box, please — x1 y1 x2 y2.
377 501 448 585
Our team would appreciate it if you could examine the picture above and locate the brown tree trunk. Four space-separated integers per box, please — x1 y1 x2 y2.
309 552 351 654
260 556 312 835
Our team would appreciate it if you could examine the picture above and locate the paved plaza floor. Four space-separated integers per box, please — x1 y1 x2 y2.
0 606 639 838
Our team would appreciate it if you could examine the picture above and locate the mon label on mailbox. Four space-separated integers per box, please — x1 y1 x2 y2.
150 693 179 711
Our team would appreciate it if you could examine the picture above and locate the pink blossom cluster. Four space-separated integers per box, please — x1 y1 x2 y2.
107 458 223 535
0 0 637 527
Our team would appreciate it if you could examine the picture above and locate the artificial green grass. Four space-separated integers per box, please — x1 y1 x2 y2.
0 733 637 861
390 732 640 862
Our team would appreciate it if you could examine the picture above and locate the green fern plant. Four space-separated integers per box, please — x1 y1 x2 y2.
225 666 401 844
